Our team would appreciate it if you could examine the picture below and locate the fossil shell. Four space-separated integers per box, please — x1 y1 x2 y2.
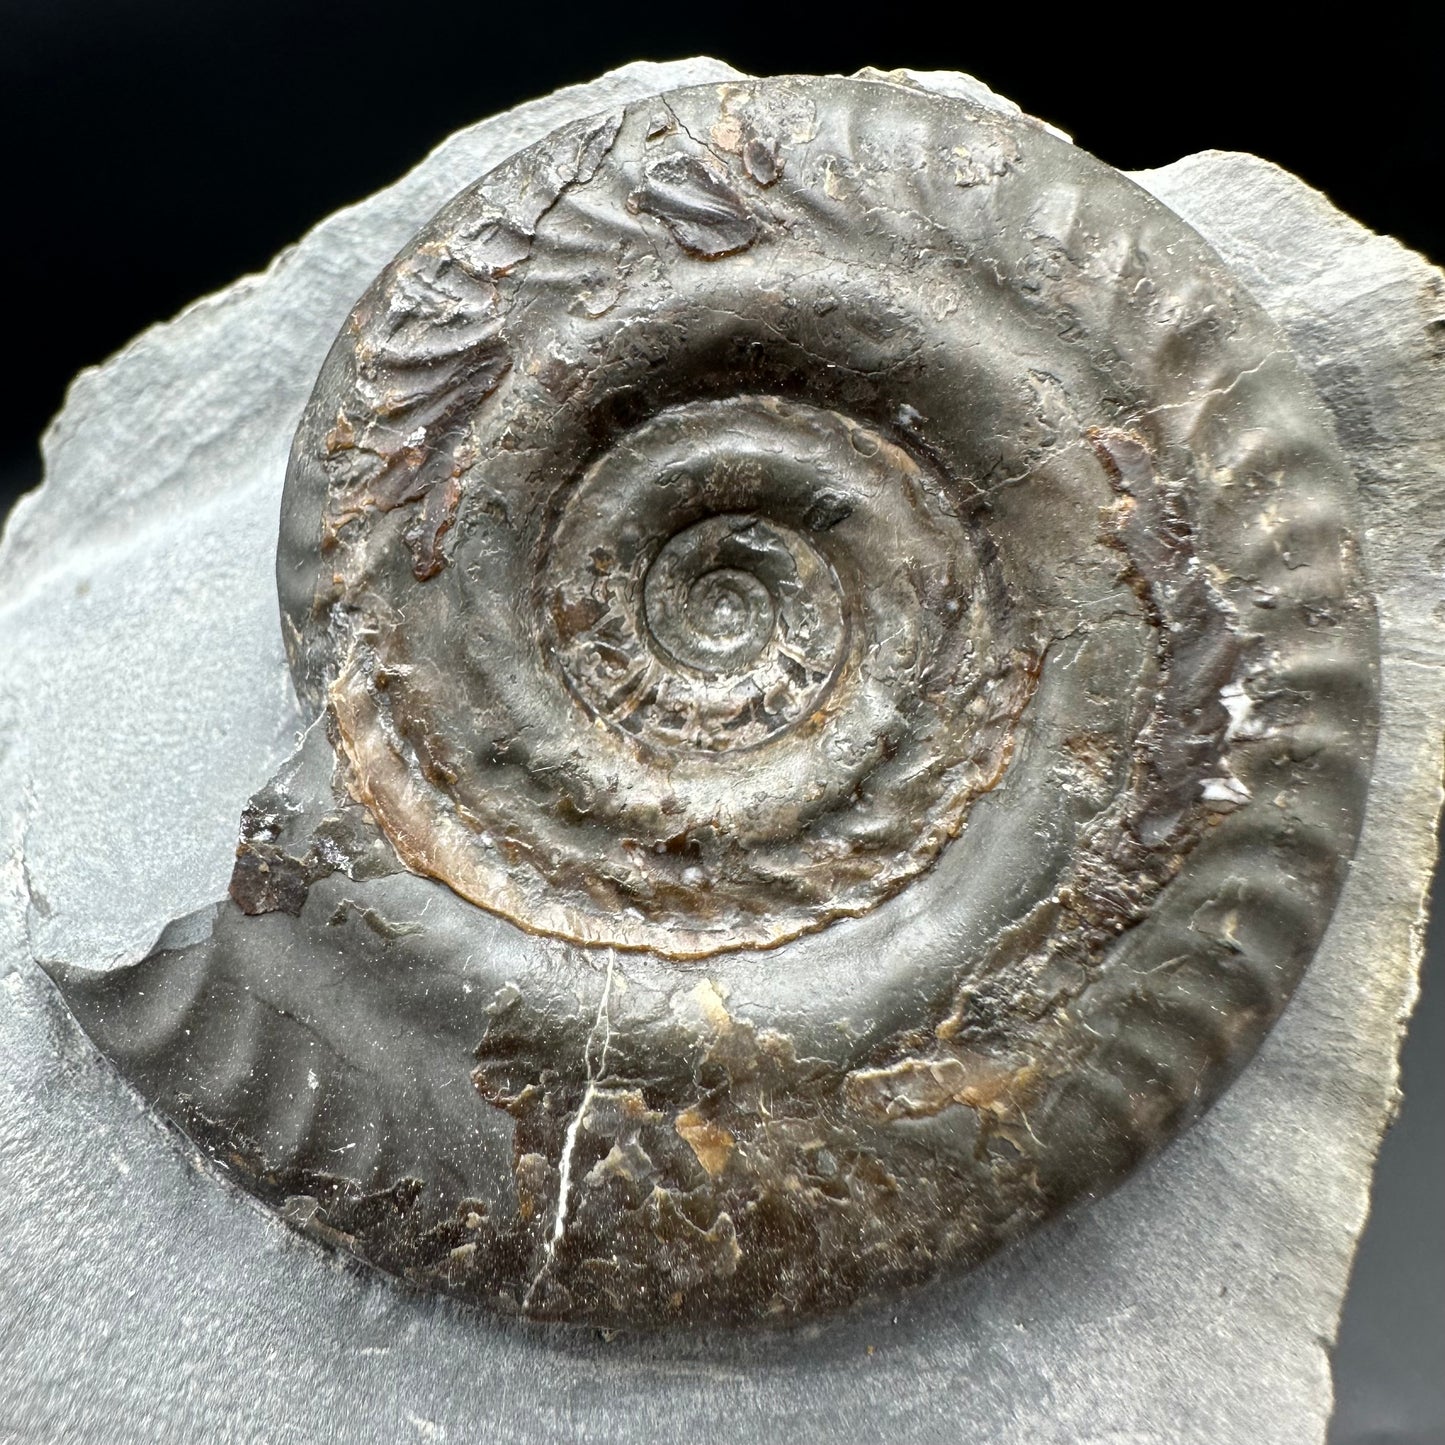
52 74 1378 1327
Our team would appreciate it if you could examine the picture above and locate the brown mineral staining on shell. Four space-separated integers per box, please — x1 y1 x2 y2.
674 1108 735 1177
54 73 1379 1330
844 1057 1043 1123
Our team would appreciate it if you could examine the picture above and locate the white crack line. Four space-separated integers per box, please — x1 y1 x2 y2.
523 951 615 1309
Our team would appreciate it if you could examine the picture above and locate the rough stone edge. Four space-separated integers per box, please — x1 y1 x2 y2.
1133 149 1445 1429
0 57 746 973
0 57 746 598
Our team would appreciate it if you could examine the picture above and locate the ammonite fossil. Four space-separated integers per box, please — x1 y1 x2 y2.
51 73 1378 1327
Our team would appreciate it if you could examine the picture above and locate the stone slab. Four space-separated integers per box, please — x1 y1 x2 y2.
0 61 1438 1445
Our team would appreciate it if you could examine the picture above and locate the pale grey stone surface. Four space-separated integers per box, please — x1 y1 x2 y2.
0 62 1438 1445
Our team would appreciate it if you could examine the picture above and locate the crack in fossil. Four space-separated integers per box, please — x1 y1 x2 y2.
976 351 1286 504
1124 352 1282 425
523 950 616 1309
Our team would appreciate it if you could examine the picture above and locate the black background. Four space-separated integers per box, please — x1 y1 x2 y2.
2 6 1440 1441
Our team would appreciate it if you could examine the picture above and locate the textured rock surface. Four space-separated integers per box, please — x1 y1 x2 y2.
0 59 1439 1441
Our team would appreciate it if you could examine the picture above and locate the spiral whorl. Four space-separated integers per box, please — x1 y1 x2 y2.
83 71 1378 1326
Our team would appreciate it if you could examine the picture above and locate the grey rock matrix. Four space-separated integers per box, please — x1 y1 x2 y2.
1 59 1439 1444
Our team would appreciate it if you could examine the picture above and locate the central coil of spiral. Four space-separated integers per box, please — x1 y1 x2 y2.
520 394 1036 951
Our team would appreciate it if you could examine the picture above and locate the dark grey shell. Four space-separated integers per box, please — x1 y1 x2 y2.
52 74 1378 1327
